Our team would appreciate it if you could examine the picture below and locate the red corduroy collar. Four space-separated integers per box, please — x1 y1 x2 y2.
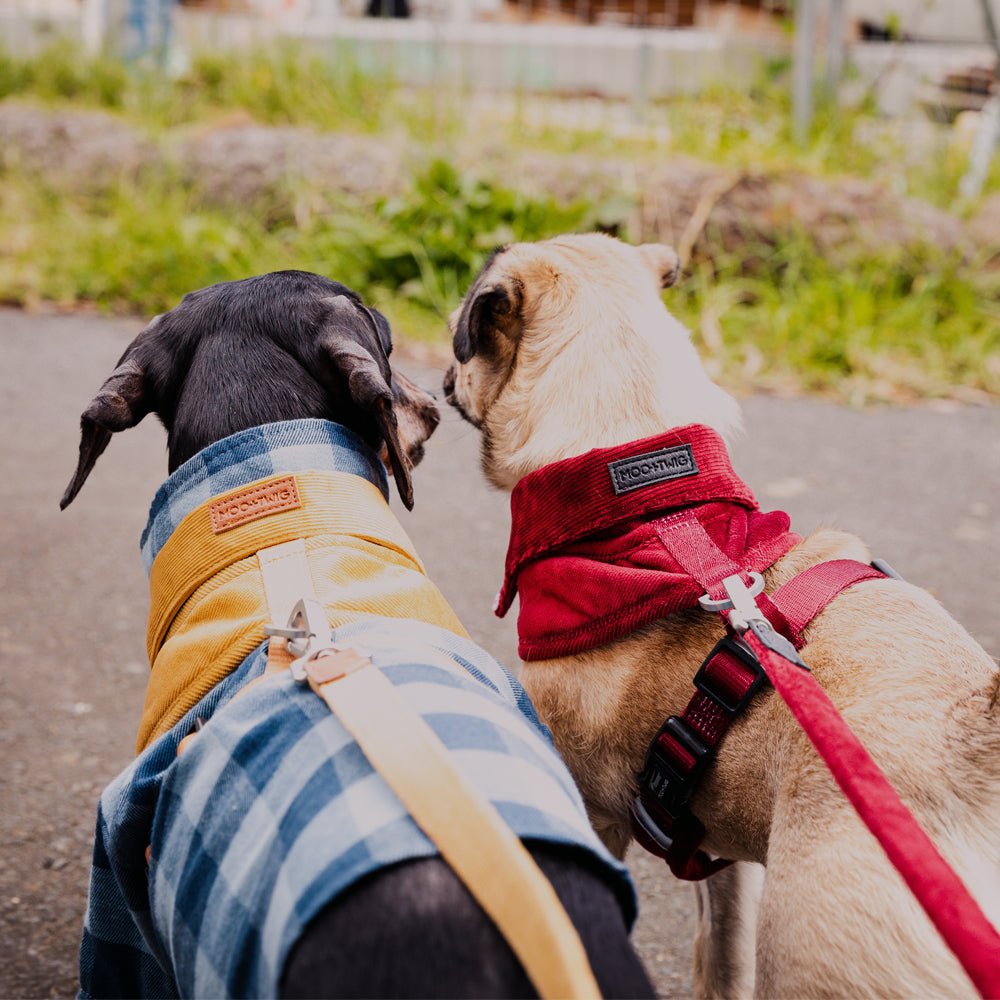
497 425 801 661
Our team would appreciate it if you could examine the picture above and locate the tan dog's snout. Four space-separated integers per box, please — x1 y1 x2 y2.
637 243 681 289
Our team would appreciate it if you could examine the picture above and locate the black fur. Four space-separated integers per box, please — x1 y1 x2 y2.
61 271 432 510
452 247 520 363
282 845 655 999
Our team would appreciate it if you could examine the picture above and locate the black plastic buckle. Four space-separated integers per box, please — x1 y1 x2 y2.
693 634 768 714
641 716 711 815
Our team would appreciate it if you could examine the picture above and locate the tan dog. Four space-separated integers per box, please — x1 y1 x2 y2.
444 233 1000 998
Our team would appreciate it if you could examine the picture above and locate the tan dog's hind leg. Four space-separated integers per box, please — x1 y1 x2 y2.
693 862 763 1000
756 805 975 999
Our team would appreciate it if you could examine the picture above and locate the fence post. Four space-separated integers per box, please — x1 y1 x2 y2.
958 0 1000 200
793 0 817 144
825 0 846 91
82 0 109 54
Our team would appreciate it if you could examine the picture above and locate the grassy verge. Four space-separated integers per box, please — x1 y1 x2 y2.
0 39 417 135
0 159 598 337
1 43 998 401
3 155 996 401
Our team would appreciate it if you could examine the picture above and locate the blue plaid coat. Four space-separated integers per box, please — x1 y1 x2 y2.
79 420 635 999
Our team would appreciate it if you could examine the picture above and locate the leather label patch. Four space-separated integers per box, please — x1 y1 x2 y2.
209 475 302 533
608 445 698 495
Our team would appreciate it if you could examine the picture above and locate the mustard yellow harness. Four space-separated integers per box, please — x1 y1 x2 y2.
141 471 465 750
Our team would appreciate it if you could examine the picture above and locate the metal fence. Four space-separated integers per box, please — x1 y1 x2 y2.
0 0 805 102
0 0 997 141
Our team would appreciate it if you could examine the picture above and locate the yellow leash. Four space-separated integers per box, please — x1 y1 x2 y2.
258 559 602 1000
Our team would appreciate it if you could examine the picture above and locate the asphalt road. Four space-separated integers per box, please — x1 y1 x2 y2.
1 308 998 998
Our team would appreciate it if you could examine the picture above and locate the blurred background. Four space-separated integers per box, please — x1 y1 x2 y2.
0 3 998 997
0 0 998 401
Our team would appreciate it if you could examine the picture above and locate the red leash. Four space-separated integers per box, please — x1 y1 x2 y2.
656 510 1000 998
742 624 1000 999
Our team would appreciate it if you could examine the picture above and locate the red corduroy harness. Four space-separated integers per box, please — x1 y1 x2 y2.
497 425 1000 998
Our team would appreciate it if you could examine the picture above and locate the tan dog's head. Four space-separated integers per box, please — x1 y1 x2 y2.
443 233 740 490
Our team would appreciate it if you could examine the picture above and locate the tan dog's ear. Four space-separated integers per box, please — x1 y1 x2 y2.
453 277 523 363
61 354 150 510
638 243 681 289
318 296 416 510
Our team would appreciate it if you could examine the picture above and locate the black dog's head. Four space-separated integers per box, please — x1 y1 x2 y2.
60 271 439 511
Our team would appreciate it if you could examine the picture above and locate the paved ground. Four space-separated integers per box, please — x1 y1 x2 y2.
1 307 997 997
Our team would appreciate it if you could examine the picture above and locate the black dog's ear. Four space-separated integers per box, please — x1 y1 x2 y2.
317 297 415 510
60 355 150 510
453 278 523 364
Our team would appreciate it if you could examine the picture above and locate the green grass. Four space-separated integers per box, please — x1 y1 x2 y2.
3 155 996 400
672 244 1000 401
0 159 600 338
4 41 997 207
1 42 998 401
498 68 1000 210
0 39 447 136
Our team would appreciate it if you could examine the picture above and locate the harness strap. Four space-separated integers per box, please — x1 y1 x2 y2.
632 633 765 880
770 559 887 646
632 513 849 879
255 541 602 1000
636 517 898 882
646 511 1000 998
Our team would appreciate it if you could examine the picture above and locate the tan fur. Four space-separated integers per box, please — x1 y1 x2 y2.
446 233 1000 998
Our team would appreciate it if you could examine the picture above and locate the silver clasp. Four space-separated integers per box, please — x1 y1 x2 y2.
264 598 354 682
697 572 765 632
698 572 808 668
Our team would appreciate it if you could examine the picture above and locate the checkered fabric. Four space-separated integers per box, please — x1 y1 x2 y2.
80 420 635 999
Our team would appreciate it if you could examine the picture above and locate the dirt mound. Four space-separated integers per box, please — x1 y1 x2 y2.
0 101 983 260
0 102 404 205
175 121 406 207
0 102 155 188
514 152 972 260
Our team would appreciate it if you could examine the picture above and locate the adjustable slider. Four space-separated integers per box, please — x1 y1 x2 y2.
630 795 675 855
693 635 768 715
641 716 711 815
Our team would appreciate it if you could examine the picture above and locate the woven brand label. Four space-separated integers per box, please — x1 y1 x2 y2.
209 475 302 533
607 445 698 495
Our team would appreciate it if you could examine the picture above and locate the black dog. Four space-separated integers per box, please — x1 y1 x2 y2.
63 271 654 999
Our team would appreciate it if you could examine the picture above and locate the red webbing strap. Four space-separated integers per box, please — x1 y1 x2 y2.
771 559 888 646
653 514 799 646
632 637 763 879
740 628 1000 999
653 513 743 591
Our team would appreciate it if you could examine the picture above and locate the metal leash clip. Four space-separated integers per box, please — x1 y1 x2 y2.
698 573 807 669
697 572 765 630
264 598 361 682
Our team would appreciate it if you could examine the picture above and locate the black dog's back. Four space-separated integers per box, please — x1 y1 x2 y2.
283 846 654 999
